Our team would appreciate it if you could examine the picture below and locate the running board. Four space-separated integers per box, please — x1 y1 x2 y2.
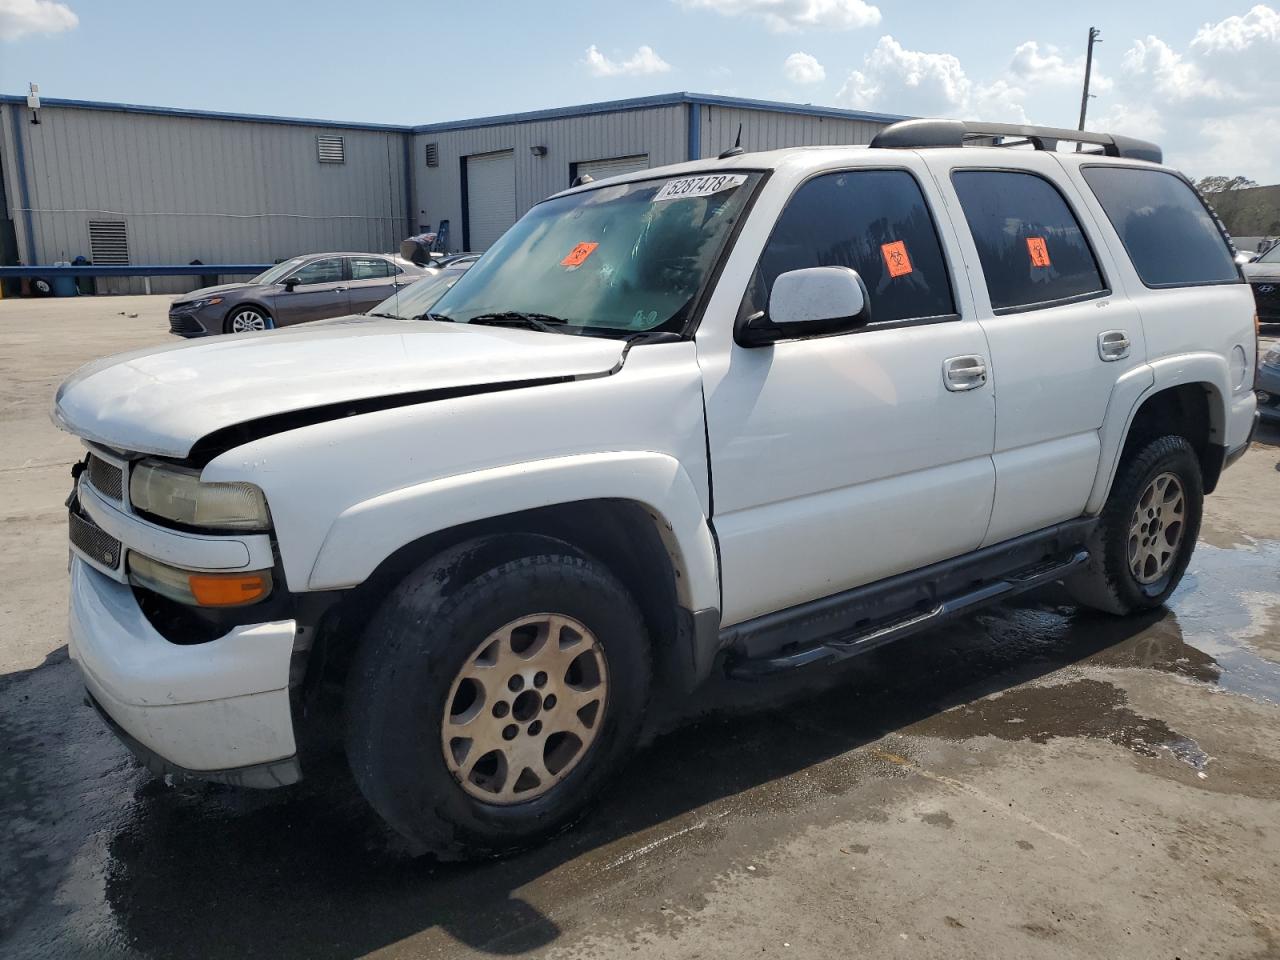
726 549 1088 679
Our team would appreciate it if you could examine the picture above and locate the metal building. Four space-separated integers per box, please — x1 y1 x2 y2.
0 92 904 293
412 93 904 252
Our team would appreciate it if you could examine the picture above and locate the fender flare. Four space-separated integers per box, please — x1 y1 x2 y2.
1084 353 1229 514
306 450 721 616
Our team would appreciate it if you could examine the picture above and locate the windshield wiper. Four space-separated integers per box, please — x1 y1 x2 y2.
366 311 403 320
417 311 455 323
466 311 571 333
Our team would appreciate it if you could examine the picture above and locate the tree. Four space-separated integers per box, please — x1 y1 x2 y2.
1195 175 1258 194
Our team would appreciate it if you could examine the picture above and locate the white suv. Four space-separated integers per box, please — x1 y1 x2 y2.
55 119 1258 857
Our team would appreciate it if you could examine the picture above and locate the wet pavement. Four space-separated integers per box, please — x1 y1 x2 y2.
2 299 1279 959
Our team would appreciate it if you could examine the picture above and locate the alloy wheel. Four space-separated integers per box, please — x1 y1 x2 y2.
230 310 268 332
441 613 609 804
1127 471 1186 584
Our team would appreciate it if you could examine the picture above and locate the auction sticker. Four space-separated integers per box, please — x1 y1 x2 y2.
561 241 599 268
1026 236 1051 268
881 240 913 278
653 174 747 202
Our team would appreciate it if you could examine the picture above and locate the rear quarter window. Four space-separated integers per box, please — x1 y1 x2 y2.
1081 166 1239 287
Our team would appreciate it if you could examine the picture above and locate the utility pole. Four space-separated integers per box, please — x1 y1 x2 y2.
1078 27 1101 132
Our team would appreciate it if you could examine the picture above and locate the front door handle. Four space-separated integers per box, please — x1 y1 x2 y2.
944 355 988 392
334 286 348 293
1098 329 1131 361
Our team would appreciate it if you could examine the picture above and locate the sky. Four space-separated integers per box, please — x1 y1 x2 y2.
1 0 1277 182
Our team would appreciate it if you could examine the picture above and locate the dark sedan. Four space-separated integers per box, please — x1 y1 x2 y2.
168 252 427 337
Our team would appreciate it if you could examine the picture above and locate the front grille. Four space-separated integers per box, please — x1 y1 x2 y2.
86 454 123 501
1251 281 1280 320
168 312 204 336
69 510 122 570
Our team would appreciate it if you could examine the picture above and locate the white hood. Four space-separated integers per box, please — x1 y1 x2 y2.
53 317 625 458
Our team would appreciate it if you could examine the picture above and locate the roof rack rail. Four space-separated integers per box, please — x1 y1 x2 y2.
869 118 1162 164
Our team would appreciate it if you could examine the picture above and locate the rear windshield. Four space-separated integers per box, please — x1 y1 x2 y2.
1081 167 1239 287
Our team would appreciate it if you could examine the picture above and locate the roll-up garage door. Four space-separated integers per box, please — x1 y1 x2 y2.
465 150 516 251
574 154 649 183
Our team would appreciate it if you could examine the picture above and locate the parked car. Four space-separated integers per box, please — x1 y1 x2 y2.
55 118 1258 859
364 255 478 321
1244 242 1280 325
167 252 427 337
1256 343 1280 421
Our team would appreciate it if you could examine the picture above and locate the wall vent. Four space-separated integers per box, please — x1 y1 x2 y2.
317 135 346 163
88 220 129 265
425 142 440 167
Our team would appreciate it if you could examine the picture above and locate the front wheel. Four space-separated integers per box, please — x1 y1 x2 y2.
1067 434 1204 615
344 537 651 858
223 306 273 333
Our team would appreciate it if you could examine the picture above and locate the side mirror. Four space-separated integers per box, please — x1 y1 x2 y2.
281 276 301 291
737 266 870 347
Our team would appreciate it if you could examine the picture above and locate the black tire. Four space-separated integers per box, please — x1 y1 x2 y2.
1066 435 1203 615
31 277 53 297
344 535 651 859
223 306 273 334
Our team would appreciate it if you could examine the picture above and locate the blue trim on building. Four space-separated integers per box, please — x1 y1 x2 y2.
0 264 269 278
1 90 909 138
408 92 910 134
687 102 702 161
7 105 36 263
0 95 411 132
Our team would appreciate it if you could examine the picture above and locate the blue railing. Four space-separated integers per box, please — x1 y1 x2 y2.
0 264 270 278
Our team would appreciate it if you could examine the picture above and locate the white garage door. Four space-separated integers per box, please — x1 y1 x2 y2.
575 154 649 183
466 150 516 251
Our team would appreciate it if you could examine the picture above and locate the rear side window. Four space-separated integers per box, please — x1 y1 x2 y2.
745 169 956 326
1081 167 1239 287
952 170 1106 312
349 257 394 280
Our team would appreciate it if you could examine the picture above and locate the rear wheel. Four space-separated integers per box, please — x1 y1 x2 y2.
1067 435 1203 614
224 306 273 333
344 536 650 858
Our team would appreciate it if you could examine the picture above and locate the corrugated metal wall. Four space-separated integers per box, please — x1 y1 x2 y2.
413 105 686 251
698 105 888 158
1 102 409 293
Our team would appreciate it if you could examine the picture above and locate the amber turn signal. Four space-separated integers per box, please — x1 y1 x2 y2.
188 572 271 607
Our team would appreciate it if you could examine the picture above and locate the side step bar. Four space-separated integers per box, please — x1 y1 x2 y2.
726 549 1088 679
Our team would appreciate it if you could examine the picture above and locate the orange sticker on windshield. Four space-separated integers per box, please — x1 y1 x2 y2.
561 242 599 268
881 240 913 278
1027 236 1051 268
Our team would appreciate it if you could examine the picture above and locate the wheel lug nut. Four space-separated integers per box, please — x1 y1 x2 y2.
543 694 557 710
492 701 509 718
507 675 523 692
528 720 543 736
502 724 518 741
534 671 548 688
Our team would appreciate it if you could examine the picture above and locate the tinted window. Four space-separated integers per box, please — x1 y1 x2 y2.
1081 167 1239 287
744 169 956 325
294 258 345 284
952 171 1106 311
350 257 393 280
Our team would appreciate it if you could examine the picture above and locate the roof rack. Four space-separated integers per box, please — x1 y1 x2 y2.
869 118 1162 164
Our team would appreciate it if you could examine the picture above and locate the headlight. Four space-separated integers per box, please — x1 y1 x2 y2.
129 460 270 530
187 296 224 309
129 553 272 607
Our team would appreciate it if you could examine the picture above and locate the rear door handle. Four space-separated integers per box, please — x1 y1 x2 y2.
1098 329 1131 361
944 355 988 392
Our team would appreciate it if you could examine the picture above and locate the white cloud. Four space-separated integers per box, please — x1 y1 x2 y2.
1008 40 1111 93
784 51 825 84
0 0 77 41
836 36 974 116
678 0 880 33
583 44 672 78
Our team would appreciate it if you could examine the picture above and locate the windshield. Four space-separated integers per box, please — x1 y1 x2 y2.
1258 243 1280 264
429 172 762 336
369 267 471 319
251 257 308 285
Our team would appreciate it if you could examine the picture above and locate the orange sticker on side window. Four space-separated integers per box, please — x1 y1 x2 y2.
561 242 599 268
1027 236 1051 267
881 240 913 278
